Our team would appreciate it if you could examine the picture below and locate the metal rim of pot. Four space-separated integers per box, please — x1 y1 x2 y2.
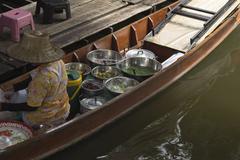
65 62 91 76
81 79 104 96
104 76 139 95
80 96 106 113
86 49 123 66
91 65 122 80
116 57 162 77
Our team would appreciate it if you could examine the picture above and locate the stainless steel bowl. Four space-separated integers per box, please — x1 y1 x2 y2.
117 57 162 81
80 96 106 113
125 49 156 60
91 66 121 80
87 49 122 66
104 76 139 95
65 62 91 76
81 79 104 96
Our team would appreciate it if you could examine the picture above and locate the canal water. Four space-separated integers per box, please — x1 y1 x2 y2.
47 27 240 160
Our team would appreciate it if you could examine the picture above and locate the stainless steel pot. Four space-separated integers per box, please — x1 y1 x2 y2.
87 49 122 66
80 96 106 113
65 62 91 76
117 57 162 81
91 66 121 80
104 76 139 95
81 79 104 96
125 49 156 60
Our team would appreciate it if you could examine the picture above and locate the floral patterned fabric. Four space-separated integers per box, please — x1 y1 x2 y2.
24 60 70 125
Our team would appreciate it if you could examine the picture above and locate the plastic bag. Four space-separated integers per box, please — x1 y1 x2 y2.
9 89 27 103
0 89 8 103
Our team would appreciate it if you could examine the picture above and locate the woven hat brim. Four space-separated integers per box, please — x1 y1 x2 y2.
7 44 65 64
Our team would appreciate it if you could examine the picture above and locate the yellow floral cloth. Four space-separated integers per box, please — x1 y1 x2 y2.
24 60 70 125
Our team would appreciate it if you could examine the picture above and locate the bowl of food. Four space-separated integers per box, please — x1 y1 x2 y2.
81 79 104 96
117 57 162 81
80 96 107 113
104 76 139 95
87 49 122 66
91 66 121 80
65 62 91 77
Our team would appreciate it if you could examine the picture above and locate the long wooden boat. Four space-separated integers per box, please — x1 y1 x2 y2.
0 1 240 159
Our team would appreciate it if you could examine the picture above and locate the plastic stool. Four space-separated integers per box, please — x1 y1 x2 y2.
35 0 71 24
0 8 35 42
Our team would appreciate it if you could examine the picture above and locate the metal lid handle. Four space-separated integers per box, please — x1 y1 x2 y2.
137 50 144 55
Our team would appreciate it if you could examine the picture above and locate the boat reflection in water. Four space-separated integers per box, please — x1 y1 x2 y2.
97 29 240 160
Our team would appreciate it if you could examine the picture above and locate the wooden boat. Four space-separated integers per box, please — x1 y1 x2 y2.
0 1 240 159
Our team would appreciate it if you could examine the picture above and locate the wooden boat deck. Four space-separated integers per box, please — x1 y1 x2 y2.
0 0 172 83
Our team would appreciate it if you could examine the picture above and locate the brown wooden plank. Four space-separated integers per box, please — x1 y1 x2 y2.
142 0 168 6
22 0 124 32
52 4 151 47
41 0 128 36
23 0 94 10
123 0 144 4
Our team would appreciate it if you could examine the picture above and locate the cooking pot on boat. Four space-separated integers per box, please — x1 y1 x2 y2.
65 62 91 77
81 79 104 96
104 76 139 95
80 96 107 113
125 49 156 60
117 57 162 81
86 49 122 66
91 66 121 80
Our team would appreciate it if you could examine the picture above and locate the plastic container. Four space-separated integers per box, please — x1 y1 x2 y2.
67 70 82 101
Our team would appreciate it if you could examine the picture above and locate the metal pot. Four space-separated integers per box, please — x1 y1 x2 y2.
87 49 122 66
65 62 91 77
91 66 121 80
80 96 106 113
117 57 162 81
104 76 139 95
81 79 104 96
125 49 156 60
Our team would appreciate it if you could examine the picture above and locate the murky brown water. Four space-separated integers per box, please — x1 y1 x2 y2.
47 27 240 160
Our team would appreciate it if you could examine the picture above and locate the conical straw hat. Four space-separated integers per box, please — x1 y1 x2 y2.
7 31 64 63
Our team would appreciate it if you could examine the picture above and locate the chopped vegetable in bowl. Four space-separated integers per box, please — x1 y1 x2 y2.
104 76 139 94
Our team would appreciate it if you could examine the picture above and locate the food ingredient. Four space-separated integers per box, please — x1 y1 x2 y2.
95 70 117 79
122 66 156 76
83 81 102 91
109 81 133 94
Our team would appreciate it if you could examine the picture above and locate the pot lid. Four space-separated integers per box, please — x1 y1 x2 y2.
125 49 156 59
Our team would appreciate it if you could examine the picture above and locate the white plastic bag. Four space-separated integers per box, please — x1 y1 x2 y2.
162 52 184 69
0 89 8 103
9 89 27 103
